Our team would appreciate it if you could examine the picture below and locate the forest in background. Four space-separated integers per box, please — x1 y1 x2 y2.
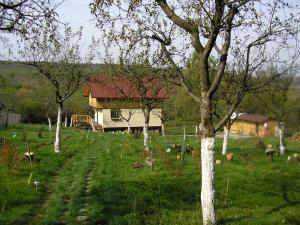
1 61 300 135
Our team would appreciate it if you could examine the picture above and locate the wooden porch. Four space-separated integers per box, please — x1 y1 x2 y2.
71 114 104 132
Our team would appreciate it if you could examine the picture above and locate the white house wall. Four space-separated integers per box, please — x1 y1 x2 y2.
101 108 162 129
94 109 104 126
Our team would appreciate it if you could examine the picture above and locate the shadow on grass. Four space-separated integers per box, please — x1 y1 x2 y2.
89 178 200 225
218 215 248 225
267 184 300 214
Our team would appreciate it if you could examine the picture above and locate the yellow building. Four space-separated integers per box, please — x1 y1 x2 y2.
230 114 277 137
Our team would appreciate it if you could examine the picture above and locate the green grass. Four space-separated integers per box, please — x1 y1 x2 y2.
0 124 299 225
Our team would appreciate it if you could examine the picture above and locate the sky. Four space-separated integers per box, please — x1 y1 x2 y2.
0 0 104 62
1 0 299 71
56 0 100 44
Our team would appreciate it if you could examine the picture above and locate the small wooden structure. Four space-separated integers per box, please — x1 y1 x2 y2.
71 115 103 132
231 114 277 137
72 115 92 127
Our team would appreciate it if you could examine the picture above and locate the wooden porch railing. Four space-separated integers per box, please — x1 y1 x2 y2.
72 114 92 127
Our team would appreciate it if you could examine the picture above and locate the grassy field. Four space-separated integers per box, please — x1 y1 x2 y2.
0 124 299 225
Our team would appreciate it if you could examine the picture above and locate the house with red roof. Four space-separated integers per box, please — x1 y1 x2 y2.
84 76 167 131
230 113 277 137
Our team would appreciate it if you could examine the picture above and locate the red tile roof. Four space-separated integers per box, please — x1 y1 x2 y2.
236 114 274 123
86 76 167 99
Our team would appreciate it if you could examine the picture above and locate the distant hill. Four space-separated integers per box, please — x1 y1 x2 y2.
0 61 42 88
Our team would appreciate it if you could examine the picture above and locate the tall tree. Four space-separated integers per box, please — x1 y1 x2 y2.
255 71 295 155
113 62 167 153
0 0 60 34
119 109 136 134
91 1 299 224
19 25 97 152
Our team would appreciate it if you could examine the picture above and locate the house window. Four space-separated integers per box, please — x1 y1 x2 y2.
111 110 121 120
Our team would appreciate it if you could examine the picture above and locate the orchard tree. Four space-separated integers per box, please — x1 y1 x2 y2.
91 1 300 224
120 109 136 134
0 0 60 34
216 70 245 156
113 61 167 153
255 71 295 155
19 25 97 153
34 83 56 131
64 90 90 127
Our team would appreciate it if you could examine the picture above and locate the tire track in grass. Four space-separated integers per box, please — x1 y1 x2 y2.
27 135 76 225
30 136 96 225
30 149 78 225
76 155 97 224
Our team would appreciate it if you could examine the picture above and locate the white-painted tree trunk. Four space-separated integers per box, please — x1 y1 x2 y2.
91 118 96 132
183 123 186 141
64 113 68 127
127 121 131 134
201 137 216 225
144 122 149 152
143 110 150 152
70 117 73 128
161 122 165 136
222 126 229 155
278 123 286 155
195 125 198 136
54 104 62 153
47 115 52 132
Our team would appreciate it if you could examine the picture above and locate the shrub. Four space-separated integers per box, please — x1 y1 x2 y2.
254 138 266 151
0 141 22 170
292 132 300 141
22 131 27 142
38 129 42 138
0 136 4 144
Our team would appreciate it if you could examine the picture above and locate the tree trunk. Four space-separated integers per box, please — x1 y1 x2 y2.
278 122 286 155
70 116 73 128
201 137 216 225
199 95 216 225
143 109 150 152
46 113 52 132
91 118 96 132
161 122 165 136
54 103 63 153
222 122 230 155
127 121 131 134
183 123 186 141
64 113 68 127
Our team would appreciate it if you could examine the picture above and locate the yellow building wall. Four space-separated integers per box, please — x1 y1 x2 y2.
260 120 277 137
231 119 277 137
231 121 257 135
89 93 142 109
